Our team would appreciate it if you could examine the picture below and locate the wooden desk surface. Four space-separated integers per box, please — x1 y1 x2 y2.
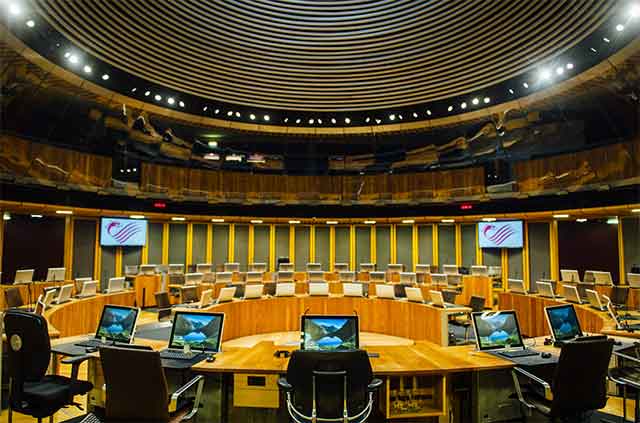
0 280 73 310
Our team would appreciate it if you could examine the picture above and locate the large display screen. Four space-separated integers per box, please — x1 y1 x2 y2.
472 311 524 351
478 221 523 248
100 218 147 246
301 315 359 351
169 312 224 352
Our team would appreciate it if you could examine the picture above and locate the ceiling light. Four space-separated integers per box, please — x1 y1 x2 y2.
263 115 270 121
412 113 418 118
426 110 432 116
317 119 322 124
211 218 225 223
402 219 415 224
632 208 640 213
225 153 243 162
389 114 396 121
83 65 92 74
144 90 150 96
331 118 336 124
284 118 289 123
3 212 10 221
203 106 208 111
398 114 403 120
296 118 301 124
247 153 265 164
26 19 35 28
364 220 376 224
344 117 351 124
8 3 21 16
289 220 300 224
31 214 43 218
154 94 162 101
207 140 218 148
508 88 515 94
214 109 220 114
56 210 73 215
555 66 564 75
167 97 175 105
590 47 598 53
441 219 455 223
64 51 71 58
68 54 79 64
235 112 240 118
607 218 619 225
101 74 109 80
460 102 467 109
227 111 233 116
130 215 145 219
250 219 263 224
539 69 552 81
326 220 338 225
472 98 479 105
249 114 256 120
447 106 453 112
171 217 186 221
178 101 185 108
375 118 382 124
483 97 490 104
631 3 640 18
203 153 220 160
309 119 314 124
482 217 497 222
566 63 574 70
603 37 610 43
576 218 588 223
365 117 371 123
553 214 569 219
616 24 625 32
131 88 138 92
523 82 529 88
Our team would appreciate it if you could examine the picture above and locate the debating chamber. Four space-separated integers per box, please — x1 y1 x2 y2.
1 1 640 422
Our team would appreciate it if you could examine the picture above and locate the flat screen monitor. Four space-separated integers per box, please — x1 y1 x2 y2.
472 310 525 351
100 218 147 247
478 221 523 249
46 267 66 282
168 312 224 352
545 304 583 342
94 305 140 343
301 315 359 351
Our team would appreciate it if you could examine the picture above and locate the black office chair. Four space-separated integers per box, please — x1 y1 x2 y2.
5 287 24 308
154 291 172 321
99 346 204 422
278 350 383 423
4 309 93 423
511 337 614 422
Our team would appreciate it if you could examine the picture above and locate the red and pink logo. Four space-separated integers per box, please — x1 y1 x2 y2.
107 221 144 244
482 224 517 246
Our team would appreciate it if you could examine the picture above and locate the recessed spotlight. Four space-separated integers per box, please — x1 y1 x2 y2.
508 88 515 94
616 24 625 32
402 219 415 224
263 115 270 121
603 37 610 43
26 20 35 28
398 114 403 120
412 113 418 118
214 109 220 114
460 102 467 109
555 66 564 75
566 63 574 70
8 3 21 16
553 214 569 219
523 82 529 88
607 218 619 225
56 210 73 215
441 219 455 223
167 97 175 105
590 47 598 53
30 214 43 218
576 218 588 223
317 119 322 124
326 220 338 225
296 118 301 124
389 114 396 121
482 217 497 222
289 220 301 224
426 110 432 116
171 217 186 221
64 51 71 58
309 119 314 124
211 218 225 223
284 117 289 123
131 87 137 92
68 54 79 64
249 114 256 120
235 112 240 117
539 69 552 81
250 219 263 224
178 101 185 108
472 98 479 105
203 106 208 111
375 118 382 124
483 97 490 104
227 111 233 116
101 74 109 80
154 94 162 101
331 118 336 124
3 212 10 221
366 117 371 123
144 90 150 96
364 220 376 225
130 215 145 219
447 105 453 112
344 117 351 124
83 65 92 74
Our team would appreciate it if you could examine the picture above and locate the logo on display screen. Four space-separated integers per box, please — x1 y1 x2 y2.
478 221 523 248
101 218 147 246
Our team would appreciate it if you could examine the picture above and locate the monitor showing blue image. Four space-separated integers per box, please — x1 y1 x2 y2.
545 304 583 341
472 311 524 351
169 312 224 352
95 305 139 343
301 315 359 351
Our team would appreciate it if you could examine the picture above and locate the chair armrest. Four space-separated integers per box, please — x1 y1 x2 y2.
61 354 93 382
277 377 294 392
169 375 205 421
512 367 553 401
367 378 383 392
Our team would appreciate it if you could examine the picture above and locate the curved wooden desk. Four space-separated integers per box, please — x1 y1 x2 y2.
498 292 609 338
193 295 469 346
44 291 136 338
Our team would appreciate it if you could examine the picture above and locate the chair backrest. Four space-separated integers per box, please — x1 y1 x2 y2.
550 338 613 417
4 310 51 406
611 286 629 306
286 350 373 419
154 291 171 308
469 295 485 312
5 287 24 308
441 289 458 304
100 346 169 422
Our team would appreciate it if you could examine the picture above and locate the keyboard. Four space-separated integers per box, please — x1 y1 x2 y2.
498 348 539 358
80 414 102 423
75 339 110 348
159 350 206 360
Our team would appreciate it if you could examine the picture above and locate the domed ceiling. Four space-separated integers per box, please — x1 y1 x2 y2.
3 0 640 131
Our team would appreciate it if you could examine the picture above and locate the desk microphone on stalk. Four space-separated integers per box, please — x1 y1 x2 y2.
303 308 310 315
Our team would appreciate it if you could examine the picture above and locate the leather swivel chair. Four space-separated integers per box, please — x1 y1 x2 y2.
278 350 383 423
4 309 93 423
154 291 172 321
511 337 614 422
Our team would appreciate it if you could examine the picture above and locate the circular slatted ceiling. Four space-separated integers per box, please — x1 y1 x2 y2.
34 0 615 112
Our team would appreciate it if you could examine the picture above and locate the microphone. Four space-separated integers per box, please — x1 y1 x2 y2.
353 309 358 316
303 308 310 315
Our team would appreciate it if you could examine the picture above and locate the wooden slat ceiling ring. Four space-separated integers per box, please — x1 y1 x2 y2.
4 24 640 136
34 0 614 110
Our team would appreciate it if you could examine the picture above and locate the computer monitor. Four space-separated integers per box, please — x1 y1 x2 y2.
155 264 169 274
415 264 431 274
276 271 294 282
246 271 263 283
488 266 502 277
94 305 140 343
180 286 199 303
198 289 213 308
360 263 375 273
107 277 125 293
560 269 580 283
562 285 582 304
167 311 224 353
430 273 448 286
309 282 329 296
536 281 555 298
338 271 355 282
45 267 66 282
508 279 527 295
275 282 295 297
593 271 613 285
224 263 240 273
74 277 92 293
55 284 74 304
301 315 359 351
342 283 363 297
370 271 386 283
185 272 204 286
243 284 264 299
376 284 395 299
405 287 426 303
306 263 322 272
471 265 488 276
216 272 233 283
196 263 212 274
40 288 57 310
447 274 462 287
14 269 35 284
545 304 583 342
334 263 349 272
216 287 236 303
78 280 98 298
628 273 640 288
583 271 595 283
279 263 294 272
169 264 184 274
387 264 403 273
471 311 525 351
307 271 325 282
442 265 458 275
248 263 267 272
124 265 139 276
139 264 156 275
400 272 417 284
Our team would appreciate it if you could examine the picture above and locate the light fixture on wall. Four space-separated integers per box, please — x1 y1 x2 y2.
482 217 497 222
576 218 588 223
553 214 569 219
364 220 376 224
56 210 73 215
30 214 43 218
441 219 455 223
211 218 225 223
130 215 145 219
288 220 301 224
606 218 619 225
171 217 186 221
250 219 263 224
401 219 415 224
326 220 338 225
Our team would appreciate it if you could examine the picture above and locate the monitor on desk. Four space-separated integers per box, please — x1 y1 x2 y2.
376 284 395 299
400 272 417 284
168 311 224 353
415 264 431 274
275 282 295 297
197 289 214 308
471 265 488 276
107 277 125 293
560 269 580 283
124 265 139 276
185 272 204 286
307 271 325 282
155 264 169 274
339 271 355 282
77 280 98 298
246 271 263 283
169 264 184 274
301 315 359 351
216 272 233 283
446 274 462 286
508 279 527 295
55 284 73 304
139 264 156 275
593 271 613 285
430 273 448 286
95 305 140 343
309 282 329 296
628 273 640 288
334 263 349 272
536 281 555 298
278 263 294 272
14 269 35 284
40 288 58 310
46 267 66 282
471 311 525 351
545 304 583 342
224 263 240 273
248 263 267 273
196 263 212 274
306 263 322 272
387 264 403 273
583 271 596 283
442 265 458 275
562 284 582 304
277 271 294 282
370 271 386 283
244 284 264 299
360 263 375 273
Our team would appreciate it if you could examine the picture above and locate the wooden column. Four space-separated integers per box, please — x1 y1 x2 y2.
64 216 74 279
